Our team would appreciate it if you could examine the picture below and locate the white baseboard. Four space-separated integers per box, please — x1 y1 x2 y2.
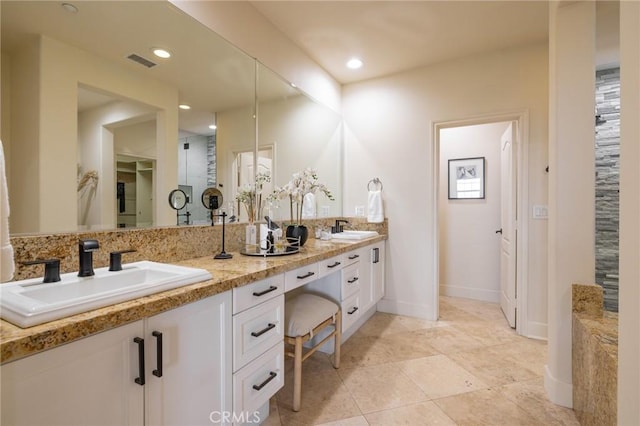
377 298 436 320
544 365 573 408
525 321 548 340
440 284 500 303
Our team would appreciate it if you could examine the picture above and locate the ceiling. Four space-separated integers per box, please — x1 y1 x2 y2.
250 1 621 84
250 1 551 84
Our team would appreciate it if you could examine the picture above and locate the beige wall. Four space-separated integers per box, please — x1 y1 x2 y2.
618 0 640 421
4 38 41 234
343 43 549 331
1 53 11 186
439 122 509 303
546 1 596 408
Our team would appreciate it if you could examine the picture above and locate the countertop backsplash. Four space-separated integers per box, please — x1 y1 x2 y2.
8 217 387 281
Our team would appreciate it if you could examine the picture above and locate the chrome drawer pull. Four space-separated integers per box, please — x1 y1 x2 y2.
251 323 276 338
253 285 278 297
297 271 315 280
252 371 277 391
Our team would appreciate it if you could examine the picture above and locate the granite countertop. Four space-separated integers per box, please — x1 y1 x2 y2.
1 236 386 364
573 311 619 358
571 283 618 359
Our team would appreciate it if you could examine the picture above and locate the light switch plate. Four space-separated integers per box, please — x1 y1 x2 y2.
320 206 330 217
533 205 549 219
355 205 365 217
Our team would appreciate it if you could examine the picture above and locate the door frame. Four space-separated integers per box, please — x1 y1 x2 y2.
432 110 529 335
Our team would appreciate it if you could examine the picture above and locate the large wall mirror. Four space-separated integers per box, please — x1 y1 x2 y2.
256 64 343 223
1 0 342 236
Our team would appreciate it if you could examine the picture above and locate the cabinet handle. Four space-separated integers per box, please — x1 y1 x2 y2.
134 337 145 386
327 261 341 268
251 323 276 338
347 307 359 315
373 247 379 264
296 271 315 280
348 254 360 260
347 277 359 284
252 371 277 391
152 331 163 378
253 285 278 297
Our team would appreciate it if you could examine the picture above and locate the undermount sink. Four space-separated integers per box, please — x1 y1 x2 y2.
0 261 212 328
331 230 379 240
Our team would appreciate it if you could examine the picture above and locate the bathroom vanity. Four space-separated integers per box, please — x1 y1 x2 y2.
0 236 386 425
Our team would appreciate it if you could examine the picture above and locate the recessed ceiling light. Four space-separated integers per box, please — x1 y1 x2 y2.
290 82 297 88
346 58 363 69
209 124 217 130
61 2 78 13
178 104 191 110
152 48 172 59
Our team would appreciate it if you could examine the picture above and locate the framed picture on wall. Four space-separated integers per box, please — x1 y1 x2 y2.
448 157 485 199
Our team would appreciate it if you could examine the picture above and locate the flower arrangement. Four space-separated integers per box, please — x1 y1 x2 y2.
235 171 270 223
271 168 334 225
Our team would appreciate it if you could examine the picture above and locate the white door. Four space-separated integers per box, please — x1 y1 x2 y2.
499 122 517 328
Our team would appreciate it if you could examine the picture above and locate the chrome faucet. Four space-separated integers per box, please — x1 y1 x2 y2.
78 239 99 277
332 219 350 234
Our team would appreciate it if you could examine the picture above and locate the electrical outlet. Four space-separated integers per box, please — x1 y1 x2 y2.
320 206 330 217
355 205 365 217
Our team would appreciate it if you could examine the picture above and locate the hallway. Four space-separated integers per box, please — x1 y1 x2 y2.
267 296 579 425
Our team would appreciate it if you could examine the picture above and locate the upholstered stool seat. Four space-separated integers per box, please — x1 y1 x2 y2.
284 293 341 411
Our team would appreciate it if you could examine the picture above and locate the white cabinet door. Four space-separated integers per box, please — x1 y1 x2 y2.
372 242 385 302
358 246 374 312
1 321 145 426
145 291 232 426
359 242 385 313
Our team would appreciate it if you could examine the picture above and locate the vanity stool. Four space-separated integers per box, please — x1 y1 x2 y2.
284 293 341 412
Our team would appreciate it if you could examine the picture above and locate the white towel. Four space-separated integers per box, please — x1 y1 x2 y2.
1 139 15 282
367 190 384 223
302 192 316 219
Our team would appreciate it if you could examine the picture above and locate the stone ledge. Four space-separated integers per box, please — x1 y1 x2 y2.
572 283 618 426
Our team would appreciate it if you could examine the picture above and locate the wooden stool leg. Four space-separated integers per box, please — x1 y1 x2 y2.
333 311 341 369
293 336 303 412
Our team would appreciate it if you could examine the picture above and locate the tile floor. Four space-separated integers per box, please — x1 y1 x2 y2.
265 296 579 426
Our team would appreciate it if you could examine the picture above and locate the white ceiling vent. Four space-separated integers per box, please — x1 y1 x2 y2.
126 53 156 68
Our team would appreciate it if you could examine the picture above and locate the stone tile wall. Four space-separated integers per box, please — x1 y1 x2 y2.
595 68 620 312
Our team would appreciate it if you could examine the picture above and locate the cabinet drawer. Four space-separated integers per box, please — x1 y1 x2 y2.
341 293 360 332
318 254 345 278
233 274 284 314
233 295 284 371
344 251 362 265
233 342 284 416
341 262 360 299
284 263 320 291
